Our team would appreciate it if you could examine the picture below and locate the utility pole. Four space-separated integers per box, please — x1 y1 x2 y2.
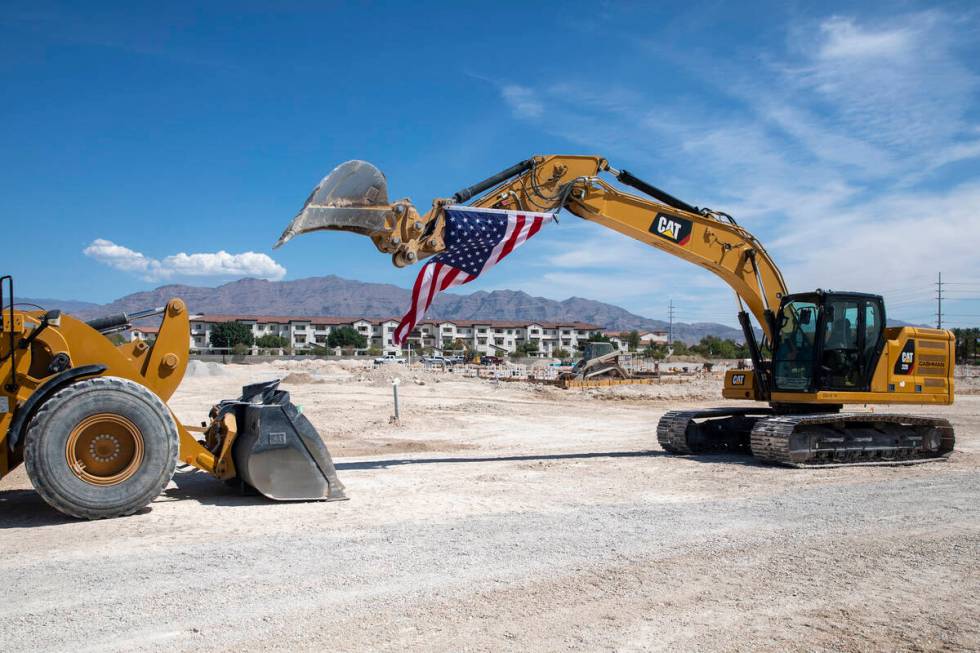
667 300 675 345
936 272 944 329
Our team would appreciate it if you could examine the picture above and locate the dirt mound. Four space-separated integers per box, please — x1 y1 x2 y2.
586 377 724 401
184 360 228 378
281 372 322 385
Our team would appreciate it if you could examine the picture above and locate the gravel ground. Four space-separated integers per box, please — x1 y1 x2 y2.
1 363 978 652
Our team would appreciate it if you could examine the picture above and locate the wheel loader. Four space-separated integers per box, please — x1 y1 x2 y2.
0 275 345 519
275 155 956 466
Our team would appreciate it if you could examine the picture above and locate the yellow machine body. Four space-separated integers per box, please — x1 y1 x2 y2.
0 300 231 482
724 327 955 405
275 154 957 465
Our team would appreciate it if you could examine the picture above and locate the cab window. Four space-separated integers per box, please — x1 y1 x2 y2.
821 300 860 388
773 300 818 391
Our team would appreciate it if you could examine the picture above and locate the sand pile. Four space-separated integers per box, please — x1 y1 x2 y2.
955 367 980 395
281 372 323 385
184 360 228 378
586 377 724 401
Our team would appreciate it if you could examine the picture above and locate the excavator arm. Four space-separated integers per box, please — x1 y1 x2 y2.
276 155 958 467
275 154 788 342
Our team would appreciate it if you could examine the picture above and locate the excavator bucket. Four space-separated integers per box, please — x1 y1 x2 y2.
274 160 393 248
221 380 347 501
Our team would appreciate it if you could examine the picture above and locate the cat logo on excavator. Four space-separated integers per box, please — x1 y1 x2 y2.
650 213 692 246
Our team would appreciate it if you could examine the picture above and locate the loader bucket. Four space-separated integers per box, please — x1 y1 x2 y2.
223 380 347 501
274 160 392 248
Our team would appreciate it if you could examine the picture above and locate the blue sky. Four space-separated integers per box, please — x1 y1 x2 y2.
2 1 979 327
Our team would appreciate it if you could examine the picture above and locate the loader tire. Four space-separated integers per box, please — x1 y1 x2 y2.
24 376 179 520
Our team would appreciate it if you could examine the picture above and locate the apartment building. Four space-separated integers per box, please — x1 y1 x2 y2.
605 330 669 351
189 314 602 356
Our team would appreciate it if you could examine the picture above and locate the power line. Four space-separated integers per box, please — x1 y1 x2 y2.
937 272 944 329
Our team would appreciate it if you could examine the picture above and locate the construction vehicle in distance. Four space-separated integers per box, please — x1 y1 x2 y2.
556 342 659 388
561 342 628 382
275 155 955 467
1 275 345 519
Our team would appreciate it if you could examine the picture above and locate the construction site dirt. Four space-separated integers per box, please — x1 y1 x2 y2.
2 361 978 652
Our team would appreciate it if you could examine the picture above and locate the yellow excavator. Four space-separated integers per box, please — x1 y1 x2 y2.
1 276 346 519
276 155 955 466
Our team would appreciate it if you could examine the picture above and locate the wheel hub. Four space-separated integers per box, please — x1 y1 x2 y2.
66 413 145 486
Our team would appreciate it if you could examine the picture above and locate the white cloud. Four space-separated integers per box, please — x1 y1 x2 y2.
500 84 543 119
84 239 286 282
82 239 154 274
491 10 980 326
817 16 913 59
789 13 978 154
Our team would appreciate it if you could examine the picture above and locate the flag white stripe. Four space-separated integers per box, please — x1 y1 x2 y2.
480 216 518 275
511 216 536 250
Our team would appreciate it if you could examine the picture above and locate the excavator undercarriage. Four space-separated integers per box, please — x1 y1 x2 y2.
274 155 957 468
657 407 954 467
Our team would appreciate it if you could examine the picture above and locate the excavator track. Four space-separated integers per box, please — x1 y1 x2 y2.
657 409 955 468
750 413 955 467
657 407 772 454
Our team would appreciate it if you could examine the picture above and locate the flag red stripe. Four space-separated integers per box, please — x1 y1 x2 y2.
440 266 464 290
394 261 435 344
495 215 526 262
524 216 544 240
394 209 550 347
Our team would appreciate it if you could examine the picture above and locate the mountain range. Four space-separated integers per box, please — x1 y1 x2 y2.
20 275 929 344
20 275 748 344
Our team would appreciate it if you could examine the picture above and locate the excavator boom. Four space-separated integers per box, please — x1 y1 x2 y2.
275 155 787 342
277 155 954 467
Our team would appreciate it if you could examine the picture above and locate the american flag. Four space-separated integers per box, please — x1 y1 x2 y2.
393 205 555 345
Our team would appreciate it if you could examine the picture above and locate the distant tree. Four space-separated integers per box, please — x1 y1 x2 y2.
587 331 611 342
367 346 383 356
231 342 250 356
327 326 367 349
210 322 254 349
688 336 749 359
643 343 668 359
626 330 641 351
510 341 539 358
256 334 289 349
953 327 979 364
553 348 571 359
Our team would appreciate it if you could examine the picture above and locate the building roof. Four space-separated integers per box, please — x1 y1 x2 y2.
189 314 602 330
603 329 668 338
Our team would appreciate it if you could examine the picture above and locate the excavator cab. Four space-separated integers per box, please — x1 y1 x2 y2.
771 291 885 394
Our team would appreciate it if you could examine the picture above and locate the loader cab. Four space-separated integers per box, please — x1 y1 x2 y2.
770 291 885 394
